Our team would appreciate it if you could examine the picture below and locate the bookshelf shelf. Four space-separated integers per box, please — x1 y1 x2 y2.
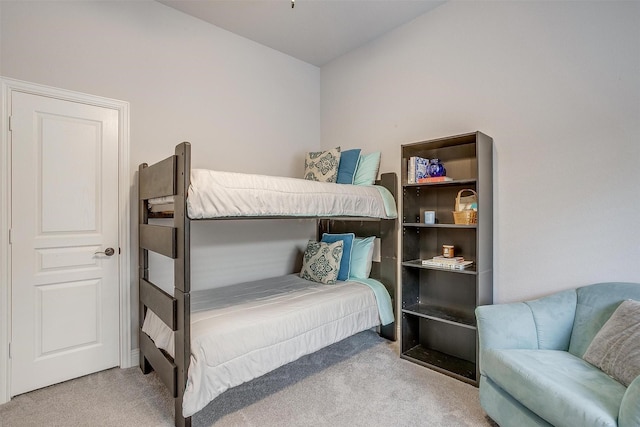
402 344 476 384
402 223 477 229
402 259 478 275
404 178 477 188
402 303 477 328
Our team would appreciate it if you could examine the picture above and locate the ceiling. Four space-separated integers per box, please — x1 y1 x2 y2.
157 0 445 66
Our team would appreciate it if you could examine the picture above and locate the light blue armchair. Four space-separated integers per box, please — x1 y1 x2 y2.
476 282 640 427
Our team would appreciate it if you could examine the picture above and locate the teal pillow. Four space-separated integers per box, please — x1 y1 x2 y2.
320 233 355 281
349 236 375 279
336 149 361 184
353 152 381 185
299 240 343 284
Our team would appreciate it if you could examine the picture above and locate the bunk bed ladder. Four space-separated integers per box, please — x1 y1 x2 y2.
138 142 192 427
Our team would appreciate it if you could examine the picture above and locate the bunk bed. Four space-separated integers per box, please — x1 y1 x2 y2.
138 142 398 427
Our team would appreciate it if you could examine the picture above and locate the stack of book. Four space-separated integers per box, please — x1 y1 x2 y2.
421 256 474 270
417 176 453 183
407 156 429 184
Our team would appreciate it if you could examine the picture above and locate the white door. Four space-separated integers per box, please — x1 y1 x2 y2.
10 91 120 396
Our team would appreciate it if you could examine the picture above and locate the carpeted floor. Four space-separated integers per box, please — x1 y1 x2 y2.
0 330 496 427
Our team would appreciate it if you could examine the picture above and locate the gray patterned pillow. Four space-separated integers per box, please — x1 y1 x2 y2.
583 299 640 386
300 240 343 284
304 147 341 182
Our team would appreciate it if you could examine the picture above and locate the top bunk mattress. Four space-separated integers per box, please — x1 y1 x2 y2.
149 169 397 219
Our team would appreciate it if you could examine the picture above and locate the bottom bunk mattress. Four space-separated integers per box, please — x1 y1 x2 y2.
141 274 391 417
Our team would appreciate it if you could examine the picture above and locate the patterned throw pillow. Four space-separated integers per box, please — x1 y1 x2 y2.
304 147 341 182
300 240 343 284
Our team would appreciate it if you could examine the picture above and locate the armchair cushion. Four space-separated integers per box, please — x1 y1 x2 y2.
483 349 626 427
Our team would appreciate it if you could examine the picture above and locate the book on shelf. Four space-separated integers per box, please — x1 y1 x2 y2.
408 157 415 184
407 156 429 184
417 176 453 183
429 256 464 263
416 157 429 181
421 257 474 270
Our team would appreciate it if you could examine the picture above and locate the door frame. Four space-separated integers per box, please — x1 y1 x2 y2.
0 77 131 404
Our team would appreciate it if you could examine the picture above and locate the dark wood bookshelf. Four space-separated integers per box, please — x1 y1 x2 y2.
400 131 493 387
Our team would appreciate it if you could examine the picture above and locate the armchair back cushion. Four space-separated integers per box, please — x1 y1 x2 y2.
475 303 538 354
525 289 576 351
569 283 640 358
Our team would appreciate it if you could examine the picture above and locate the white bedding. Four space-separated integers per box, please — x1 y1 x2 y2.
149 169 397 219
141 274 383 417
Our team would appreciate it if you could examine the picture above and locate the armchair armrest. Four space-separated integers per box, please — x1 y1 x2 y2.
619 375 640 427
476 303 539 352
477 289 578 352
475 302 539 377
476 289 579 376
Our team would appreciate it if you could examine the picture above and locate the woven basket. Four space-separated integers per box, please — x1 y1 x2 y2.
453 189 478 225
453 209 477 225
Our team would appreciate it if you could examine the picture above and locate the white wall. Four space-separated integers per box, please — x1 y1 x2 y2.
1 0 320 172
2 0 638 356
321 1 640 303
1 0 320 349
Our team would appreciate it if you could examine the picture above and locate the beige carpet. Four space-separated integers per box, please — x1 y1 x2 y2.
0 330 496 426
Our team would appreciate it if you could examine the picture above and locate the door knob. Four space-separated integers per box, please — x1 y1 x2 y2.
95 247 115 256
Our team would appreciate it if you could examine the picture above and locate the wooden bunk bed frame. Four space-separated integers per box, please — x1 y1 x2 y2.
138 142 398 427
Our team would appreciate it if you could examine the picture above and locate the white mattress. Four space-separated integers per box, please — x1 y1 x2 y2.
149 169 397 219
141 274 382 417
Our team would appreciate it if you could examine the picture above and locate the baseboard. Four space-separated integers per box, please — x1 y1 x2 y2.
125 348 140 369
